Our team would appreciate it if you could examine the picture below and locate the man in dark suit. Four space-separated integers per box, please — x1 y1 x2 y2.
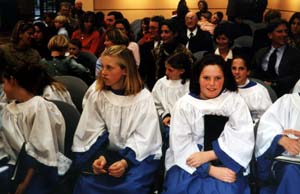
251 19 300 97
180 11 213 54
139 16 164 90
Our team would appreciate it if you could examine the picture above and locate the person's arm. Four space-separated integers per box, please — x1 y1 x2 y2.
15 168 34 194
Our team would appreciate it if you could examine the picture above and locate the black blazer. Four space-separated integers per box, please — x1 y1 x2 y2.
139 41 157 90
251 46 300 96
179 26 214 53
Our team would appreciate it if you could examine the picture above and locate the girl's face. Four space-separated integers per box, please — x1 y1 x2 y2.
33 26 43 41
291 18 300 35
160 25 176 44
2 77 16 100
165 63 185 80
19 28 34 46
104 35 114 48
199 64 224 99
231 58 249 85
216 34 230 50
101 56 126 90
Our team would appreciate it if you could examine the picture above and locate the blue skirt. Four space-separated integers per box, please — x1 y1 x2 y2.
73 156 160 194
162 165 250 194
259 163 300 194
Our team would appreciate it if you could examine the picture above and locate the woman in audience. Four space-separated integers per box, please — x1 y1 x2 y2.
71 45 162 194
288 12 300 49
72 11 101 55
32 21 52 59
255 92 300 194
213 23 235 63
114 18 140 67
153 19 191 82
0 61 67 194
231 55 272 122
136 17 150 43
0 20 40 68
162 54 254 194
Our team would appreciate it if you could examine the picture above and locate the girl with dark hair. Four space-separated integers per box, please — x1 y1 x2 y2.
213 23 235 63
288 12 300 49
32 21 52 59
162 54 254 194
72 45 162 194
153 19 191 81
231 55 272 122
152 52 193 129
72 11 101 55
0 62 68 194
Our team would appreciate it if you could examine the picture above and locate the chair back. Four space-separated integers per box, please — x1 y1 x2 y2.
54 75 88 112
50 100 80 160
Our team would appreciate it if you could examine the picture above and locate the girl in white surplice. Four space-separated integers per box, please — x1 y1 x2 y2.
72 45 162 194
162 54 254 194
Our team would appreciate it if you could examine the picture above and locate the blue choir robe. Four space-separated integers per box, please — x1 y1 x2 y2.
72 88 162 194
0 96 67 194
163 91 254 194
255 93 300 194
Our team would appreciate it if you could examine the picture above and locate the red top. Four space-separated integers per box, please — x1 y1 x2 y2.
72 29 101 55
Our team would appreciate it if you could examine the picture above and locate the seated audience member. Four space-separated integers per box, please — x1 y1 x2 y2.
41 35 93 85
288 12 300 50
54 15 70 38
153 19 191 81
252 9 282 51
32 21 52 59
68 38 97 79
139 15 165 90
198 12 215 35
180 11 213 53
0 61 67 194
71 46 162 194
251 19 300 97
72 11 101 55
136 17 150 43
213 23 235 63
0 20 40 67
255 92 300 194
114 18 140 67
162 54 254 194
231 55 272 122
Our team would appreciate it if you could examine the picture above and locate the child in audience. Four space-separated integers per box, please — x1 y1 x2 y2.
71 45 162 194
162 54 254 194
255 93 300 194
231 55 272 122
0 62 67 194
